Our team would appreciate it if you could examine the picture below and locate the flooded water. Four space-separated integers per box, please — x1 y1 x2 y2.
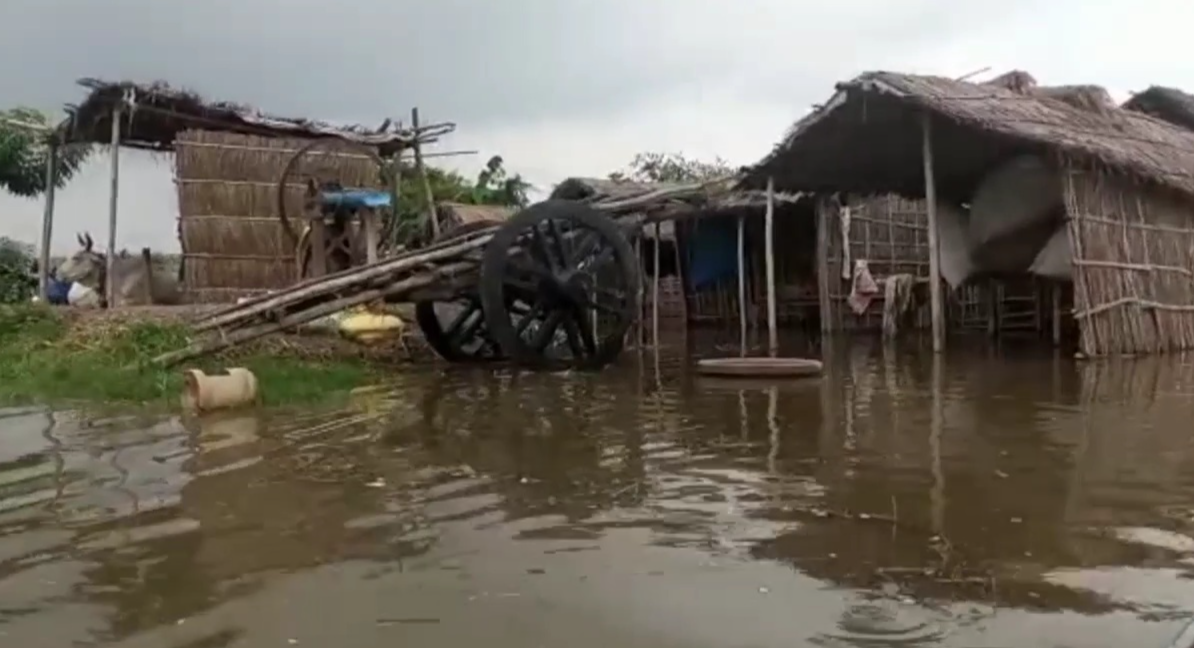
5 335 1194 647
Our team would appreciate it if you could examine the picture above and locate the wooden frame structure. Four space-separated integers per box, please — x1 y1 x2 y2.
738 69 1194 357
37 77 454 306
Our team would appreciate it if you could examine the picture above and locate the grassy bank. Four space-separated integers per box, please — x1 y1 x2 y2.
0 304 387 406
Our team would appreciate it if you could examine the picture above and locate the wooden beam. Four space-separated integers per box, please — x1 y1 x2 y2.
38 143 58 301
410 107 440 239
737 214 747 356
921 114 945 352
764 177 778 355
105 105 122 307
816 198 832 333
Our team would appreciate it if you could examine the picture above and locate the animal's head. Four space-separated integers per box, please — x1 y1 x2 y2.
57 232 106 285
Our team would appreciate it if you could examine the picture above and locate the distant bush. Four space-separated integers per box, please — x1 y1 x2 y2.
0 237 34 304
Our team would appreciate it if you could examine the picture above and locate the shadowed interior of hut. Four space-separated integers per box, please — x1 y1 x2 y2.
673 197 820 340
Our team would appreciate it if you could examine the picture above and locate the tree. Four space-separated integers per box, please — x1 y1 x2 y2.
0 237 34 303
0 108 91 198
608 151 733 184
388 154 532 245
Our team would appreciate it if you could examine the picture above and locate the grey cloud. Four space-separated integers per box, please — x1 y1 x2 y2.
3 0 1041 134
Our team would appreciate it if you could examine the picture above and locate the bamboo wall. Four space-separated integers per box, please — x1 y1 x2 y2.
174 130 382 303
820 195 931 331
1065 168 1194 355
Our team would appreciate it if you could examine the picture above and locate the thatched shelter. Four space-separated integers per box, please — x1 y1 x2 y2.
42 77 456 304
1121 85 1194 131
174 130 386 303
435 202 516 231
58 78 425 153
549 176 807 330
740 70 1194 356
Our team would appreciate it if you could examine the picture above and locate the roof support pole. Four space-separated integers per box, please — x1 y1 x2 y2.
105 104 123 307
737 213 747 356
765 176 778 356
38 141 59 301
921 113 945 352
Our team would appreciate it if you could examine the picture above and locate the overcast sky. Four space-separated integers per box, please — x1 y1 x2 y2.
1 0 1187 254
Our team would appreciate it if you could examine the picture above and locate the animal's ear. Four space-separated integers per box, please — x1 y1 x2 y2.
84 232 94 251
76 232 86 248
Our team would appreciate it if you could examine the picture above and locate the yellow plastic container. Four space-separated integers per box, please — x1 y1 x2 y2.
338 307 405 344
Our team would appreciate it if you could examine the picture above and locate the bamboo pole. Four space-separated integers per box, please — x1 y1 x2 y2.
816 199 832 333
652 222 661 348
921 114 945 352
1052 281 1062 346
410 107 439 239
765 177 778 356
737 214 747 356
37 142 58 301
106 106 123 308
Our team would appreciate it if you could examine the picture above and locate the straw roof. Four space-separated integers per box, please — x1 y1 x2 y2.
58 78 451 155
436 202 516 228
550 176 800 215
740 71 1194 203
1122 85 1194 132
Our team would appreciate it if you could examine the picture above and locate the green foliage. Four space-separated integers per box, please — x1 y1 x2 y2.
0 107 92 198
0 237 35 304
389 154 532 245
0 304 379 406
608 151 733 184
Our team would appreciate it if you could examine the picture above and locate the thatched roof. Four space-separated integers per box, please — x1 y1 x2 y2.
1122 85 1194 132
436 202 516 228
550 176 799 214
740 71 1194 203
57 78 453 155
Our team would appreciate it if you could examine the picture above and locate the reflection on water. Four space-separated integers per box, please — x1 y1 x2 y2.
4 336 1194 647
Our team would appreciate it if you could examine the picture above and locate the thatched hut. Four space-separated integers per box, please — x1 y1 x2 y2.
549 176 807 331
51 78 445 303
740 70 1194 356
1122 85 1194 131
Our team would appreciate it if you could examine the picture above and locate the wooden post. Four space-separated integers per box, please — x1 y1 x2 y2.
387 151 404 251
38 141 58 301
921 114 945 353
1052 281 1062 346
634 236 643 350
816 198 832 333
307 220 328 277
140 248 154 304
363 209 380 263
106 105 122 308
764 177 778 356
410 108 439 239
652 222 661 348
737 214 747 356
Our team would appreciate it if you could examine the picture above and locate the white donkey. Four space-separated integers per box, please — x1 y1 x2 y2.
56 232 182 306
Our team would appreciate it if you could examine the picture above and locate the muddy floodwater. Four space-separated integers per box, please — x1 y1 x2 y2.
5 337 1194 647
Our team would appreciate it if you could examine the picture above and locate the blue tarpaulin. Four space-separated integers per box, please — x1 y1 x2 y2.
686 215 740 291
320 189 392 210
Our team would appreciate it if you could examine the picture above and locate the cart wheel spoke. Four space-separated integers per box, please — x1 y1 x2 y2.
529 310 565 352
567 309 598 356
528 226 559 273
516 301 546 336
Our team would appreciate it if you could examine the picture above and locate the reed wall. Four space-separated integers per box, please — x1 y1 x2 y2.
1064 167 1194 355
174 130 382 303
821 195 931 331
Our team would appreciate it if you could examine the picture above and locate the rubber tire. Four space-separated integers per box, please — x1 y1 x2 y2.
478 200 639 371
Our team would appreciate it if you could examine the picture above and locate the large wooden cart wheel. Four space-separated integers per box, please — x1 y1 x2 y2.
414 220 509 363
479 200 639 371
275 139 394 249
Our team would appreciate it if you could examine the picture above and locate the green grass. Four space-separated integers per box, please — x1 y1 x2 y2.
0 304 383 407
